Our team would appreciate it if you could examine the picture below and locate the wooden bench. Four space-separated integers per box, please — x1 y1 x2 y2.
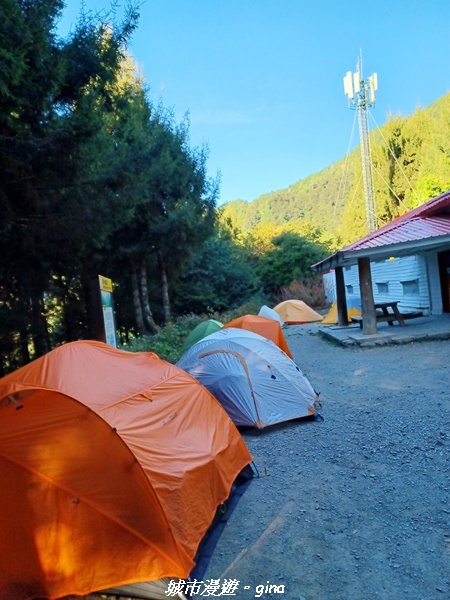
376 312 399 325
352 314 398 329
375 301 405 326
400 311 423 320
351 316 363 327
351 303 423 329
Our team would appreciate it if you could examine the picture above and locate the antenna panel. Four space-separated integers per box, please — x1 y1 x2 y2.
343 71 354 98
371 73 378 91
368 73 378 104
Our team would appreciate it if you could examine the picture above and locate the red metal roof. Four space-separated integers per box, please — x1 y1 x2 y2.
312 189 450 272
343 189 450 251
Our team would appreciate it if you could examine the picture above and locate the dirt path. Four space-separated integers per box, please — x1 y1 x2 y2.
203 325 450 600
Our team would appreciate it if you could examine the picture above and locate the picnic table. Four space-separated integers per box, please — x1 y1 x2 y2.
374 301 406 327
352 301 408 329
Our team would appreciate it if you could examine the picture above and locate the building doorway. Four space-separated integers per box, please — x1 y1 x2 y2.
438 250 450 312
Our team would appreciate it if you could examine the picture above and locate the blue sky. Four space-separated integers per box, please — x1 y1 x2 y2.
59 0 450 205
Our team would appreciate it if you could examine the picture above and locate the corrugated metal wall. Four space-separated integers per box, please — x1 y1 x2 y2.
324 253 436 314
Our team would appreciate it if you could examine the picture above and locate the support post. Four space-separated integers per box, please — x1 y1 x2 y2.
358 257 377 335
335 266 349 326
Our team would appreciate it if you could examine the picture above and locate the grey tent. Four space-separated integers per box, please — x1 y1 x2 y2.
258 304 285 325
177 328 318 429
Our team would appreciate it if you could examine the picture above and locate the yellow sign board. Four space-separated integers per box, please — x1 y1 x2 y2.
98 275 113 292
97 274 117 347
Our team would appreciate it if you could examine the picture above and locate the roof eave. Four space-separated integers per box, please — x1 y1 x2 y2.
312 234 450 273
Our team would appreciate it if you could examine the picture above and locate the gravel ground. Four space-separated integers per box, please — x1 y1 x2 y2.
203 324 450 600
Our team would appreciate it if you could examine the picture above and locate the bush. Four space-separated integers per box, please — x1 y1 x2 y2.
119 294 271 364
211 293 269 323
257 231 328 298
119 314 202 364
277 278 327 308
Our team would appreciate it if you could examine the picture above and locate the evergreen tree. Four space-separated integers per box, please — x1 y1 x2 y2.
171 227 258 315
0 0 139 371
257 232 327 298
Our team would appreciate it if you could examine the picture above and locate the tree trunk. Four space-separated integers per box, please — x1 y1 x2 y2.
18 321 31 366
139 256 159 334
15 280 32 366
30 293 49 358
62 285 73 342
158 251 171 325
62 281 80 343
80 261 101 340
131 258 146 334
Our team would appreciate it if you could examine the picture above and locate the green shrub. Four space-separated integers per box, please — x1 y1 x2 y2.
119 314 202 364
119 295 270 364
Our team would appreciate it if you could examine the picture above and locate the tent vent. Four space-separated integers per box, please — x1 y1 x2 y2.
8 395 24 410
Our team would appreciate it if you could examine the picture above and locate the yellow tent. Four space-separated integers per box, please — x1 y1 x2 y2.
321 302 362 324
273 300 322 324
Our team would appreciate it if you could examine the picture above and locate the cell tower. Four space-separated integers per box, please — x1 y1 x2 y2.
343 53 378 232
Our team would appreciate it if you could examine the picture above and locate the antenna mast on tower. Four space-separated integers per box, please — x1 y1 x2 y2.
343 52 378 232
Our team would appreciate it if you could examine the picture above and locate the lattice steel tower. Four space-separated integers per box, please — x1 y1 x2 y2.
343 53 378 232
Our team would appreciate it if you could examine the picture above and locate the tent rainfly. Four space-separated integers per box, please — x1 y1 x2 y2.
223 314 293 358
182 319 223 351
0 340 251 600
273 299 322 324
258 304 285 325
321 301 362 324
177 328 318 429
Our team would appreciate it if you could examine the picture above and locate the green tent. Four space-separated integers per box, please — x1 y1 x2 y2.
183 319 223 351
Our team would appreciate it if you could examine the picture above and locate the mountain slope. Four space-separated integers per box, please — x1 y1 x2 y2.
221 92 450 245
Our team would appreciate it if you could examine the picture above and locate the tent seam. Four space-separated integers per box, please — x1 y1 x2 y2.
198 349 264 428
0 450 189 574
0 387 190 571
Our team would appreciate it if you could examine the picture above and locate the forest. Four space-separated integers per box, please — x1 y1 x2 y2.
222 92 450 245
1 1 449 374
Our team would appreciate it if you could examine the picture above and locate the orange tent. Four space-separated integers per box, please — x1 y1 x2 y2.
223 314 293 358
273 299 322 324
0 341 251 600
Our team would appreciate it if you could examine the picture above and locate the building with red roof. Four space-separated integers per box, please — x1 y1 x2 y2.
313 189 450 333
